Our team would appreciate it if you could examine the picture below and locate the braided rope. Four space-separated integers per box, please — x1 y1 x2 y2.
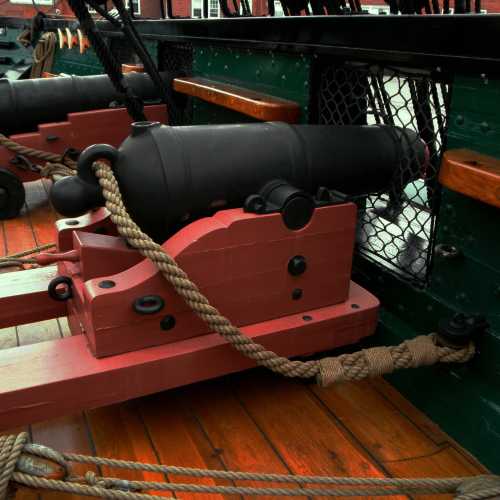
0 134 77 182
0 434 29 500
0 243 56 269
30 32 57 79
93 161 475 386
0 130 476 379
2 433 500 500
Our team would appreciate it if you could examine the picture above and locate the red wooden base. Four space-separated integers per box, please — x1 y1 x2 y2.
0 266 66 329
0 202 379 428
0 105 167 183
0 282 378 430
56 204 360 357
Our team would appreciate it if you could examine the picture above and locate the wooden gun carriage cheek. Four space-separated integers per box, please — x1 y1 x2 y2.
0 120 429 430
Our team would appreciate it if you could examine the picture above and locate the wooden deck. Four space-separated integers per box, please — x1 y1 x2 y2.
0 180 488 500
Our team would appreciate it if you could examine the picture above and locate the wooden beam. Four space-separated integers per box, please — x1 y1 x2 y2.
173 77 301 123
0 266 66 329
0 282 378 429
439 149 500 209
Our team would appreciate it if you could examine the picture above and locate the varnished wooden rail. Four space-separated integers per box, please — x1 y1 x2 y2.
173 76 301 123
440 149 500 209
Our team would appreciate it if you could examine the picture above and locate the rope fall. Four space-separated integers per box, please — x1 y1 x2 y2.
2 433 500 500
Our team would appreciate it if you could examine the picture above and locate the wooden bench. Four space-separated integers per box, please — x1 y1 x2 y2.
440 149 500 209
173 76 301 123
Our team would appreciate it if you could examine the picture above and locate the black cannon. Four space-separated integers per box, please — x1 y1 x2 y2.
51 121 427 242
0 72 161 136
0 72 166 220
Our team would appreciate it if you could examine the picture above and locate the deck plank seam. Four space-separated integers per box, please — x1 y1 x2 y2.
305 384 413 500
230 378 315 500
135 403 177 499
178 403 244 500
369 380 449 448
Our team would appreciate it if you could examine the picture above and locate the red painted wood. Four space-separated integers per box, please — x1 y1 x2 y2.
56 208 116 251
0 105 167 183
0 281 377 429
58 204 358 357
0 266 66 329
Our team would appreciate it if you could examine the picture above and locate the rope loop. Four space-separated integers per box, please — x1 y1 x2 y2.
0 433 29 500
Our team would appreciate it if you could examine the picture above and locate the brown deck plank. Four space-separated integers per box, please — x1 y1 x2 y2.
310 379 439 462
32 415 99 500
140 391 229 500
369 378 450 447
388 446 483 500
178 377 306 500
85 402 173 497
310 378 487 499
234 370 405 500
0 221 6 255
24 181 57 247
2 211 36 255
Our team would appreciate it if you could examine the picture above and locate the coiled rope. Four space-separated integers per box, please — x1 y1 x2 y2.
30 32 57 79
1 433 499 500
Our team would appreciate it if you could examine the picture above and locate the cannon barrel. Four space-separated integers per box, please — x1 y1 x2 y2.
0 72 162 135
51 121 426 242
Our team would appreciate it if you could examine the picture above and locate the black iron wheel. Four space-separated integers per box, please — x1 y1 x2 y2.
0 168 25 219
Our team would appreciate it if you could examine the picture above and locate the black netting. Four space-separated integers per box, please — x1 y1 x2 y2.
314 61 450 286
158 42 193 124
109 37 136 64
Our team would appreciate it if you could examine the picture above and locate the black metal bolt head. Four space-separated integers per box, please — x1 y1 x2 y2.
288 255 307 276
437 313 488 347
160 315 176 331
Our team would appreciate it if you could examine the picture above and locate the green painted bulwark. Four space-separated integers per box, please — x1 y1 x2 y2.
357 75 500 472
191 45 311 124
52 45 104 76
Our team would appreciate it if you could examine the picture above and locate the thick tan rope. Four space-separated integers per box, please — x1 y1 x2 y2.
0 243 56 269
30 32 57 79
0 434 28 500
93 161 475 386
2 433 500 499
0 134 76 182
0 135 476 379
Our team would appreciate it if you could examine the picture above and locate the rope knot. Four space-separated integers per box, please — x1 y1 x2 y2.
0 433 71 500
454 475 500 499
84 471 142 492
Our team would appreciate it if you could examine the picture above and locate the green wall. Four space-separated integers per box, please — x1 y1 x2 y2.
192 45 311 124
357 76 500 472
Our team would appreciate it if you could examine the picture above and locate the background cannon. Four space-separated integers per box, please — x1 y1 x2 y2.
0 72 162 136
51 121 427 242
0 72 166 220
